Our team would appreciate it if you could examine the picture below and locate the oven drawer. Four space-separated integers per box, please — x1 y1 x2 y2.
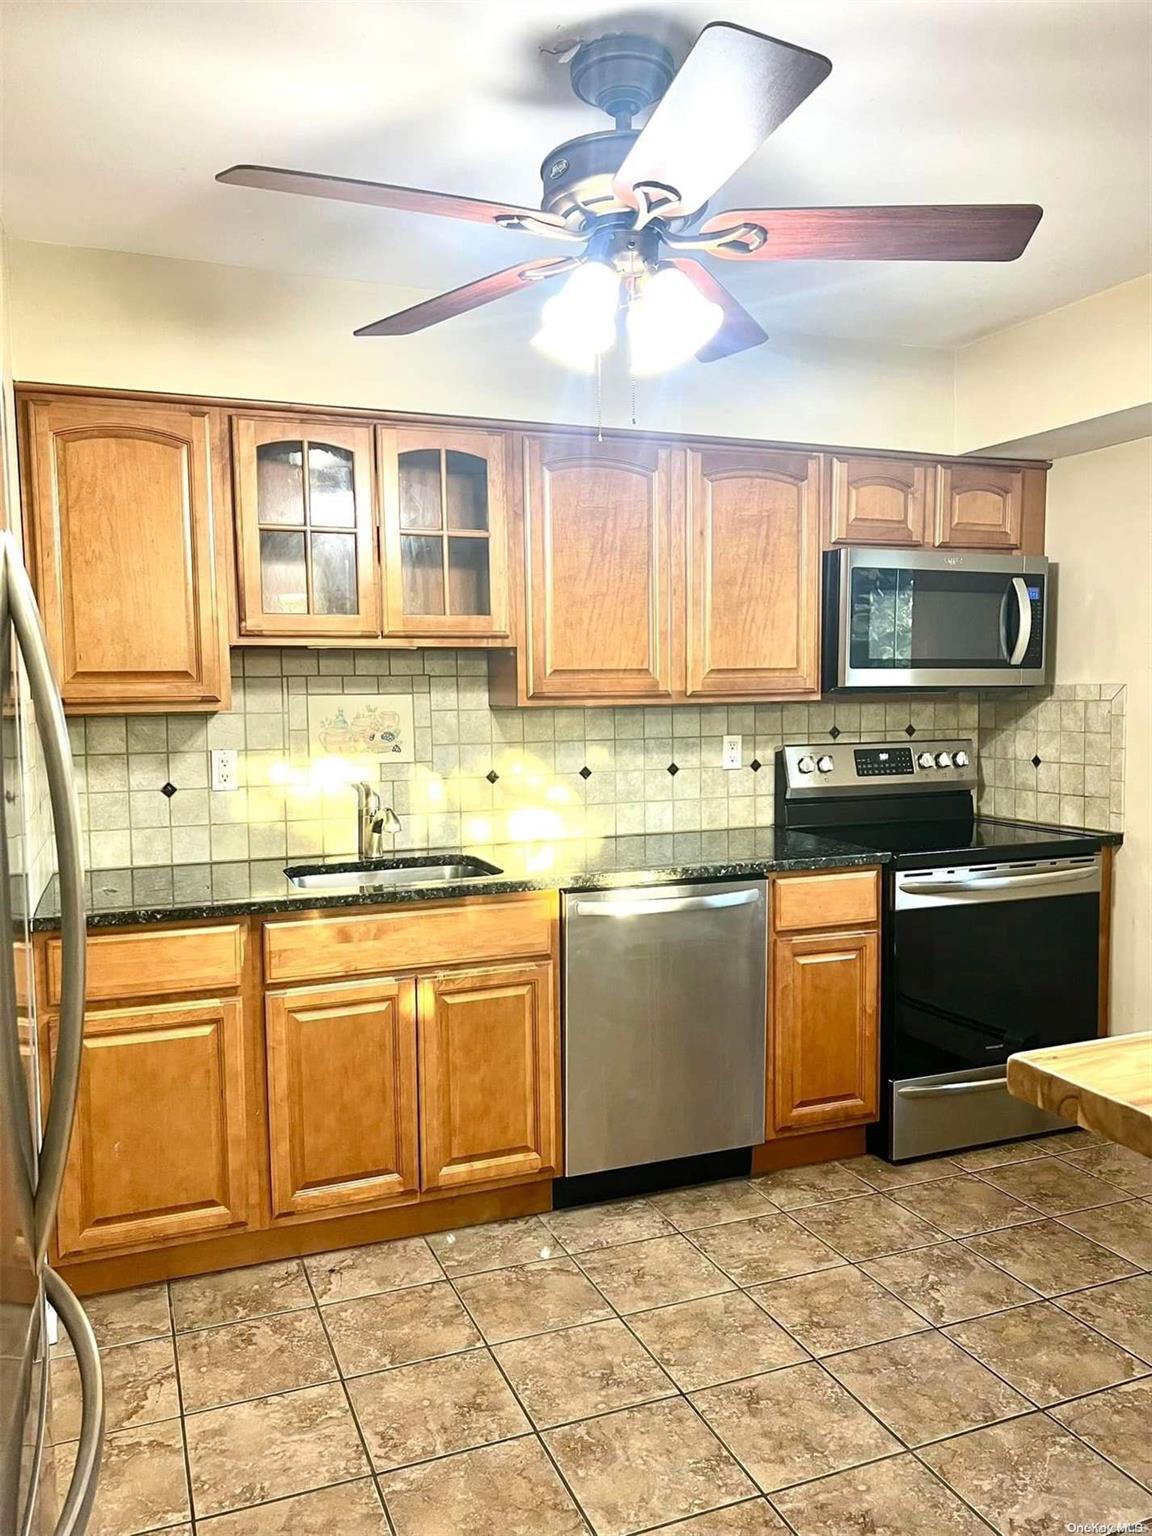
889 1064 1066 1161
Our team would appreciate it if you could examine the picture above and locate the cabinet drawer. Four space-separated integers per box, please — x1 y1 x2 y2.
263 894 558 984
47 923 245 1005
772 871 879 933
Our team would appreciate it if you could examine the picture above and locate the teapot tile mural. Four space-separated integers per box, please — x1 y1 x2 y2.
307 694 414 761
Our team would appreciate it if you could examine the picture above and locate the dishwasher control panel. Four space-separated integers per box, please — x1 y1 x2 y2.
778 739 977 796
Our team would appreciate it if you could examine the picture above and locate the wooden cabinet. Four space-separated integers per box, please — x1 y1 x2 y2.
771 929 879 1133
232 414 378 637
685 447 821 697
517 435 678 701
21 396 229 712
54 998 251 1258
935 462 1024 550
265 978 418 1217
827 454 931 546
378 427 509 638
418 962 557 1191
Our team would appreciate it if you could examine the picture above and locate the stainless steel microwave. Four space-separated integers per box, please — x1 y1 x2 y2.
822 547 1051 691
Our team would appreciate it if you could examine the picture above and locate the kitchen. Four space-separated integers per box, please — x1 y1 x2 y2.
1 3 1150 1535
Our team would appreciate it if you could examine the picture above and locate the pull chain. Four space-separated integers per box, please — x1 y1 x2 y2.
596 354 603 442
631 374 638 429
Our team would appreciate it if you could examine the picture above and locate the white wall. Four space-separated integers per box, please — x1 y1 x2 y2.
1046 437 1152 1032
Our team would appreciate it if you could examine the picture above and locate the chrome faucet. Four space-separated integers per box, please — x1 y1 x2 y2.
354 781 401 859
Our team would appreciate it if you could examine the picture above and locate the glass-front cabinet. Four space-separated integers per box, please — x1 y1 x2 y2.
378 428 509 638
233 415 379 637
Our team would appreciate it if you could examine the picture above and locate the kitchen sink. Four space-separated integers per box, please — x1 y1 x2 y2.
284 856 503 892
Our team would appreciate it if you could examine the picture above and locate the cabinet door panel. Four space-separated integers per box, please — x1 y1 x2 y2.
523 436 676 700
686 448 820 696
419 963 557 1190
54 999 250 1258
772 930 879 1133
24 398 228 709
266 978 418 1218
828 455 930 545
935 463 1023 549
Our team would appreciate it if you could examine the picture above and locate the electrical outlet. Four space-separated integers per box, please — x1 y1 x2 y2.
210 749 239 792
722 734 742 770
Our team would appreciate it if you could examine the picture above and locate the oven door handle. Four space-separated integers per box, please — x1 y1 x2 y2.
897 1076 1007 1098
899 865 1098 895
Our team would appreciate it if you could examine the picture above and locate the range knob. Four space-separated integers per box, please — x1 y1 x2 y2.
917 752 936 769
953 749 970 768
797 754 816 774
935 751 954 769
817 755 835 774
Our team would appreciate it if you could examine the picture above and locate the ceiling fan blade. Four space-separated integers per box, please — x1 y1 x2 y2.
353 258 575 337
613 23 831 221
217 164 576 237
698 205 1044 261
666 259 768 362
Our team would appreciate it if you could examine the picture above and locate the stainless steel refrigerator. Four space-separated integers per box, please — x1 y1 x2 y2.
0 529 102 1535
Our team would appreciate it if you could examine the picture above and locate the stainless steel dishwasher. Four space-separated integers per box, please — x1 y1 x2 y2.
562 881 768 1177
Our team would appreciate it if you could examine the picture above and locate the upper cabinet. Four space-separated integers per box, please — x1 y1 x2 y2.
935 462 1024 549
685 447 821 697
828 454 1045 553
232 414 378 638
378 427 509 638
827 454 931 546
21 396 230 713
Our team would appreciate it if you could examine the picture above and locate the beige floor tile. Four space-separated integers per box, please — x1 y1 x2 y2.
861 1240 1041 1325
1056 1273 1152 1359
921 1413 1152 1533
627 1290 808 1390
52 1335 179 1440
770 1452 992 1535
197 1477 390 1533
59 1283 171 1353
823 1328 1030 1446
176 1307 336 1411
184 1381 368 1518
1025 1128 1101 1154
945 1300 1147 1406
963 1218 1140 1297
1061 1142 1152 1196
979 1157 1127 1215
837 1154 958 1192
427 1215 560 1276
691 1362 899 1493
544 1396 755 1536
48 1419 190 1536
950 1138 1053 1172
791 1195 945 1261
648 1501 789 1532
454 1257 613 1344
1059 1199 1152 1266
347 1349 529 1471
493 1317 675 1426
889 1174 1039 1237
690 1213 846 1286
751 1162 874 1211
379 1436 589 1536
648 1180 777 1231
321 1280 480 1375
304 1236 443 1303
171 1259 313 1331
577 1234 735 1314
542 1197 674 1252
1050 1378 1152 1488
749 1264 929 1354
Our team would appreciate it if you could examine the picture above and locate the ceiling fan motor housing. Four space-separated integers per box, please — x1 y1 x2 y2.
569 33 676 126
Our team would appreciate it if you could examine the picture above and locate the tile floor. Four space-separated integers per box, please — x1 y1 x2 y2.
45 1130 1152 1535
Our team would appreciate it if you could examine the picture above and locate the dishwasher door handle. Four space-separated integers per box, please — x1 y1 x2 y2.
573 889 761 918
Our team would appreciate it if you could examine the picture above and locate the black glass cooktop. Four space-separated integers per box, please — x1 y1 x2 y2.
814 816 1114 869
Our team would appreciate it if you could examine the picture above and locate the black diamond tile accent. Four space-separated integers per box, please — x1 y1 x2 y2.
1031 754 1042 768
904 724 917 737
666 763 679 776
579 766 592 780
749 759 763 773
160 782 177 798
828 725 841 740
485 770 499 784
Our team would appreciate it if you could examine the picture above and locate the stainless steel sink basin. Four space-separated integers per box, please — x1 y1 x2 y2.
284 856 502 892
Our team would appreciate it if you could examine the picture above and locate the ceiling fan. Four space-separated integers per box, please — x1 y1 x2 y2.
217 20 1043 374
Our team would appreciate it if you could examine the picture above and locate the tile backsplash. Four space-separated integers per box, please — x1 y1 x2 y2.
63 649 1127 871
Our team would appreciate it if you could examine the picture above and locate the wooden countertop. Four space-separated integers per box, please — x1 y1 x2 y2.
1007 1033 1152 1158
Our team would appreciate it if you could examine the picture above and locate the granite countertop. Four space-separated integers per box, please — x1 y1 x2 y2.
31 819 1121 931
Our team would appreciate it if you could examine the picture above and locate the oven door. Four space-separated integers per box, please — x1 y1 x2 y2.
887 856 1100 1158
826 547 1049 690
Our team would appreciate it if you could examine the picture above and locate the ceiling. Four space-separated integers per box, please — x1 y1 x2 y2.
2 0 1150 348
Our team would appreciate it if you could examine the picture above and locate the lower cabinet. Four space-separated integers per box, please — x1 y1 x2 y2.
265 977 419 1218
54 998 251 1259
771 928 879 1133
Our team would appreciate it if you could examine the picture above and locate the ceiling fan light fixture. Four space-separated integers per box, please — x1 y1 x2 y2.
531 259 619 371
627 264 724 375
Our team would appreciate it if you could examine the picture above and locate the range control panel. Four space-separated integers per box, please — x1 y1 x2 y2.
779 739 977 796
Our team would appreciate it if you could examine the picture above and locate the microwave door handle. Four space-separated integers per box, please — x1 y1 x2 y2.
1008 576 1033 665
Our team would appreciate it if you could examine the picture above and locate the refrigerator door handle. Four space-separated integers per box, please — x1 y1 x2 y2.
0 536 87 1264
43 1268 103 1536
